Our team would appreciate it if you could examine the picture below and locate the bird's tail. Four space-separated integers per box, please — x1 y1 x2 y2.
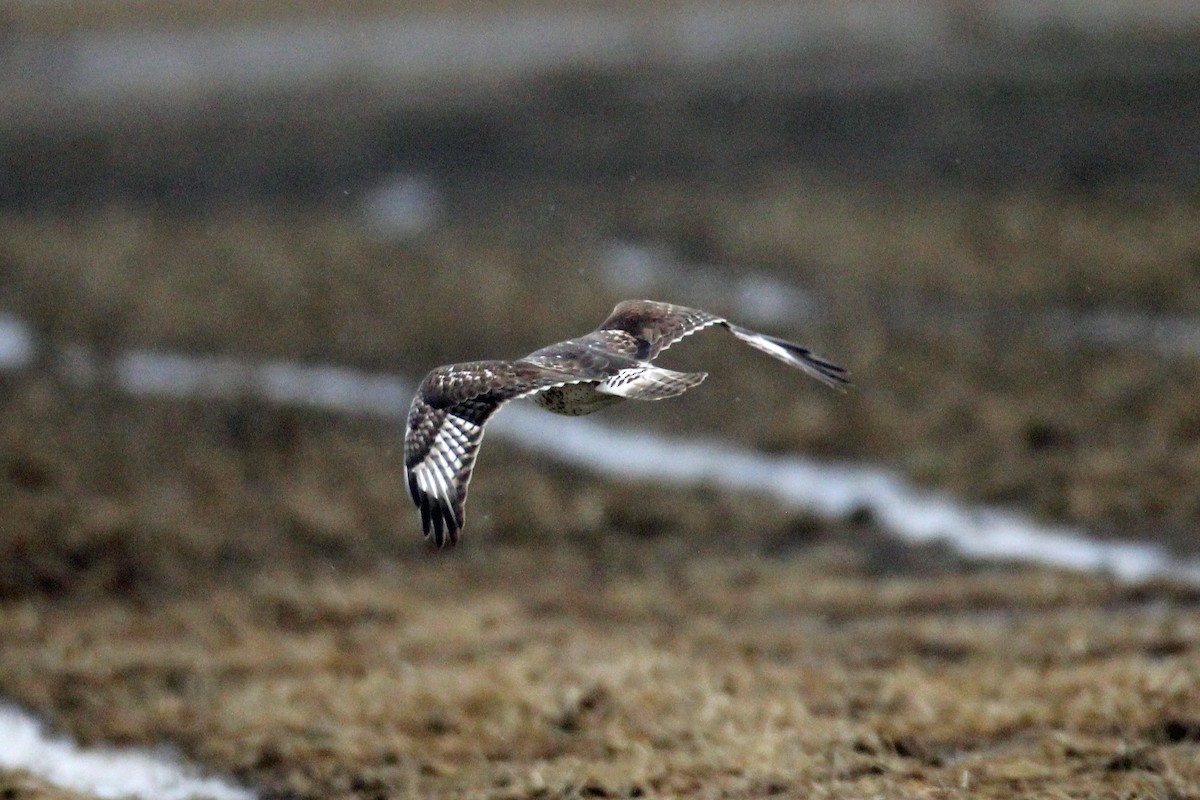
597 366 708 400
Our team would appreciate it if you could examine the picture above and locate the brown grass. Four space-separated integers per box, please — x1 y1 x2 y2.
1 552 1198 799
2 183 1200 797
0 769 97 800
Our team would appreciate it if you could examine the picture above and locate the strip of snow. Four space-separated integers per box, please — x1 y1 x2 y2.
116 350 411 417
9 1 1198 114
492 405 1200 585
0 704 254 800
4 312 1200 586
359 174 443 241
0 314 36 369
1049 307 1200 357
598 240 822 327
10 4 961 102
107 343 1200 586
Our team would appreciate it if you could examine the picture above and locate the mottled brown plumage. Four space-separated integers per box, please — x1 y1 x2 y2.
405 299 848 547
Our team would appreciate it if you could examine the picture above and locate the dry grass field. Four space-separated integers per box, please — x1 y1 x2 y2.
4 5 1200 789
2 178 1200 798
2 545 1199 800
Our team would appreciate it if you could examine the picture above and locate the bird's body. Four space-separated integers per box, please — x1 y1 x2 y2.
405 299 848 547
530 381 623 416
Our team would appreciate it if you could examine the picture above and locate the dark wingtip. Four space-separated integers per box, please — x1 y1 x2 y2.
412 474 466 550
419 494 433 537
812 357 852 392
431 503 446 548
452 502 465 531
407 469 421 506
438 498 460 549
777 339 852 393
727 324 851 392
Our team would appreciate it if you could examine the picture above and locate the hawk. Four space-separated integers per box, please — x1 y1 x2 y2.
405 299 848 547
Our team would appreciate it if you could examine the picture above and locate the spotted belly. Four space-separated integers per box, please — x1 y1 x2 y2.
532 382 623 416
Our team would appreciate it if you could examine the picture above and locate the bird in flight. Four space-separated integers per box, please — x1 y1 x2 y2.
405 299 848 547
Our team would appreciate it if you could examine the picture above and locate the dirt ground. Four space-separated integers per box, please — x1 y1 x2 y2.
2 177 1200 798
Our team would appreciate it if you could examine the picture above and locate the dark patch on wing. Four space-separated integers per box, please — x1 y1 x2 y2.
597 299 724 359
523 331 641 373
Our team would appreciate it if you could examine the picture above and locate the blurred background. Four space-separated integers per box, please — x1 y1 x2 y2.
5 3 1200 798
2 0 1200 595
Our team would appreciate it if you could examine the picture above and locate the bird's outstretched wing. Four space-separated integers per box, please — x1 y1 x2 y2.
598 299 849 390
597 300 725 359
404 360 596 547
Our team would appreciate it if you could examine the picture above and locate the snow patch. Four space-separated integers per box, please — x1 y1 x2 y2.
0 704 254 800
492 405 1200 585
0 314 36 369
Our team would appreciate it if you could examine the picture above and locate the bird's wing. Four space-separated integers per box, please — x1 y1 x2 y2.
598 299 849 390
596 365 707 400
721 323 849 390
597 299 725 359
404 360 594 547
